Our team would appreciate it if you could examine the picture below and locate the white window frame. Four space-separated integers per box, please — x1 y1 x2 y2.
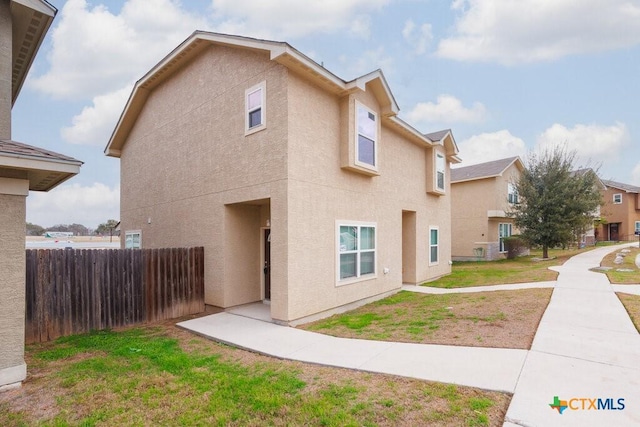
336 221 376 285
436 152 446 192
499 223 513 253
635 221 640 234
125 230 141 249
429 226 439 266
245 81 266 135
508 183 519 204
613 193 622 204
354 101 378 171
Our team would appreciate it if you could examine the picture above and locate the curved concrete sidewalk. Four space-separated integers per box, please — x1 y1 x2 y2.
177 244 640 426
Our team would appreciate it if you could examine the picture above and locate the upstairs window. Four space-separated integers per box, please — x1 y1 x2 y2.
125 230 141 249
436 153 445 191
245 82 266 134
356 103 377 169
613 193 622 204
508 183 519 204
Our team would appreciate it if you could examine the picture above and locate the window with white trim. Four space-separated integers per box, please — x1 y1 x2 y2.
125 230 141 249
245 82 266 134
613 193 622 204
436 153 445 191
508 183 519 204
429 227 439 265
499 223 512 253
338 223 376 282
356 103 377 169
635 221 640 234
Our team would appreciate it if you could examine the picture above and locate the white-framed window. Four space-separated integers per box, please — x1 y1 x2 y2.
613 193 622 204
508 183 519 204
245 81 266 134
436 152 446 191
635 221 640 235
429 226 439 265
125 230 141 249
355 102 377 169
337 222 376 283
499 223 513 253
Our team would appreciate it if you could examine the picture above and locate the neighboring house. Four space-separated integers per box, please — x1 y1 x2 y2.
598 180 640 242
450 157 524 261
0 1 81 390
571 169 606 247
105 32 460 325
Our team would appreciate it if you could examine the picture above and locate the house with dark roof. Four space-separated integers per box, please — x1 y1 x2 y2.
598 179 640 241
0 0 81 391
450 157 524 260
105 31 460 324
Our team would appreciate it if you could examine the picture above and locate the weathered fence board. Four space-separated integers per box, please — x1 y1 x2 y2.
25 247 205 343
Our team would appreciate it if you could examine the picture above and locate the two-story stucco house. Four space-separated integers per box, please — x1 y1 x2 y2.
105 32 460 325
1 0 81 390
450 157 524 261
599 180 640 242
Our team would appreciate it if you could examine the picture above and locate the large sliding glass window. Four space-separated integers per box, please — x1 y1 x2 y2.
338 223 376 282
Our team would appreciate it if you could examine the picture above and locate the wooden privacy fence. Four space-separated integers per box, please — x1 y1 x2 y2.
25 247 205 343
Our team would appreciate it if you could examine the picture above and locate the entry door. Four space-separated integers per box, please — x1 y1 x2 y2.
264 229 271 300
610 223 619 241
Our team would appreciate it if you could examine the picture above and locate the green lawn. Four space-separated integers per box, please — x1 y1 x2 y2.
424 247 590 288
0 325 509 426
598 247 640 284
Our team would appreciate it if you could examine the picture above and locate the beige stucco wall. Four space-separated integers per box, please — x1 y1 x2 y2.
119 44 454 323
0 191 27 388
451 164 520 260
600 188 640 240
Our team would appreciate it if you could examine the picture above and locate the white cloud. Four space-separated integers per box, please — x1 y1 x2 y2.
61 86 132 145
31 0 207 99
436 0 640 64
211 0 388 39
455 130 527 166
407 95 487 124
27 183 120 229
535 122 629 165
402 20 433 55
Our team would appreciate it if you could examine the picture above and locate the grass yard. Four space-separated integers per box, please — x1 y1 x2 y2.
597 246 640 284
300 289 552 349
0 323 510 427
425 247 589 288
618 293 640 332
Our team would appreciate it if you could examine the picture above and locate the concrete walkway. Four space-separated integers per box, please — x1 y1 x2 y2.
177 244 640 426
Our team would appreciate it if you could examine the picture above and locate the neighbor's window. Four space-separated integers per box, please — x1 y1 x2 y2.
436 153 445 191
125 231 141 249
613 193 622 204
338 223 376 282
356 103 377 168
635 221 640 234
245 82 266 134
508 183 519 204
499 223 513 253
429 227 439 265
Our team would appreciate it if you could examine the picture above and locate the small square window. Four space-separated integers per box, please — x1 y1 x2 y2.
125 230 141 249
613 194 622 204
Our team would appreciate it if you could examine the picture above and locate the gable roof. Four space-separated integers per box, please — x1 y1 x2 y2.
425 129 461 163
9 0 56 104
451 156 523 183
105 31 459 162
0 139 82 191
602 179 640 194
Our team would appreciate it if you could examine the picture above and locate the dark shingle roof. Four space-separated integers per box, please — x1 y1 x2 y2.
0 140 82 164
602 179 640 193
424 129 451 142
451 157 521 183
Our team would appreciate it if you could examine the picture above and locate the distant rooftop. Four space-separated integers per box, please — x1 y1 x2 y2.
451 157 522 183
0 139 81 164
602 179 640 193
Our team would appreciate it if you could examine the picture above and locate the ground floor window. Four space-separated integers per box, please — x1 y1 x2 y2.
338 223 376 282
125 230 141 249
635 221 640 235
429 227 439 265
499 223 512 252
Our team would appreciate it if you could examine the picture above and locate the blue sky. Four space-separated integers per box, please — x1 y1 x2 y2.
14 0 640 229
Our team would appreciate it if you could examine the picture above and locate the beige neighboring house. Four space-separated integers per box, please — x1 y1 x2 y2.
598 180 640 242
451 157 524 261
1 1 81 390
105 31 460 325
